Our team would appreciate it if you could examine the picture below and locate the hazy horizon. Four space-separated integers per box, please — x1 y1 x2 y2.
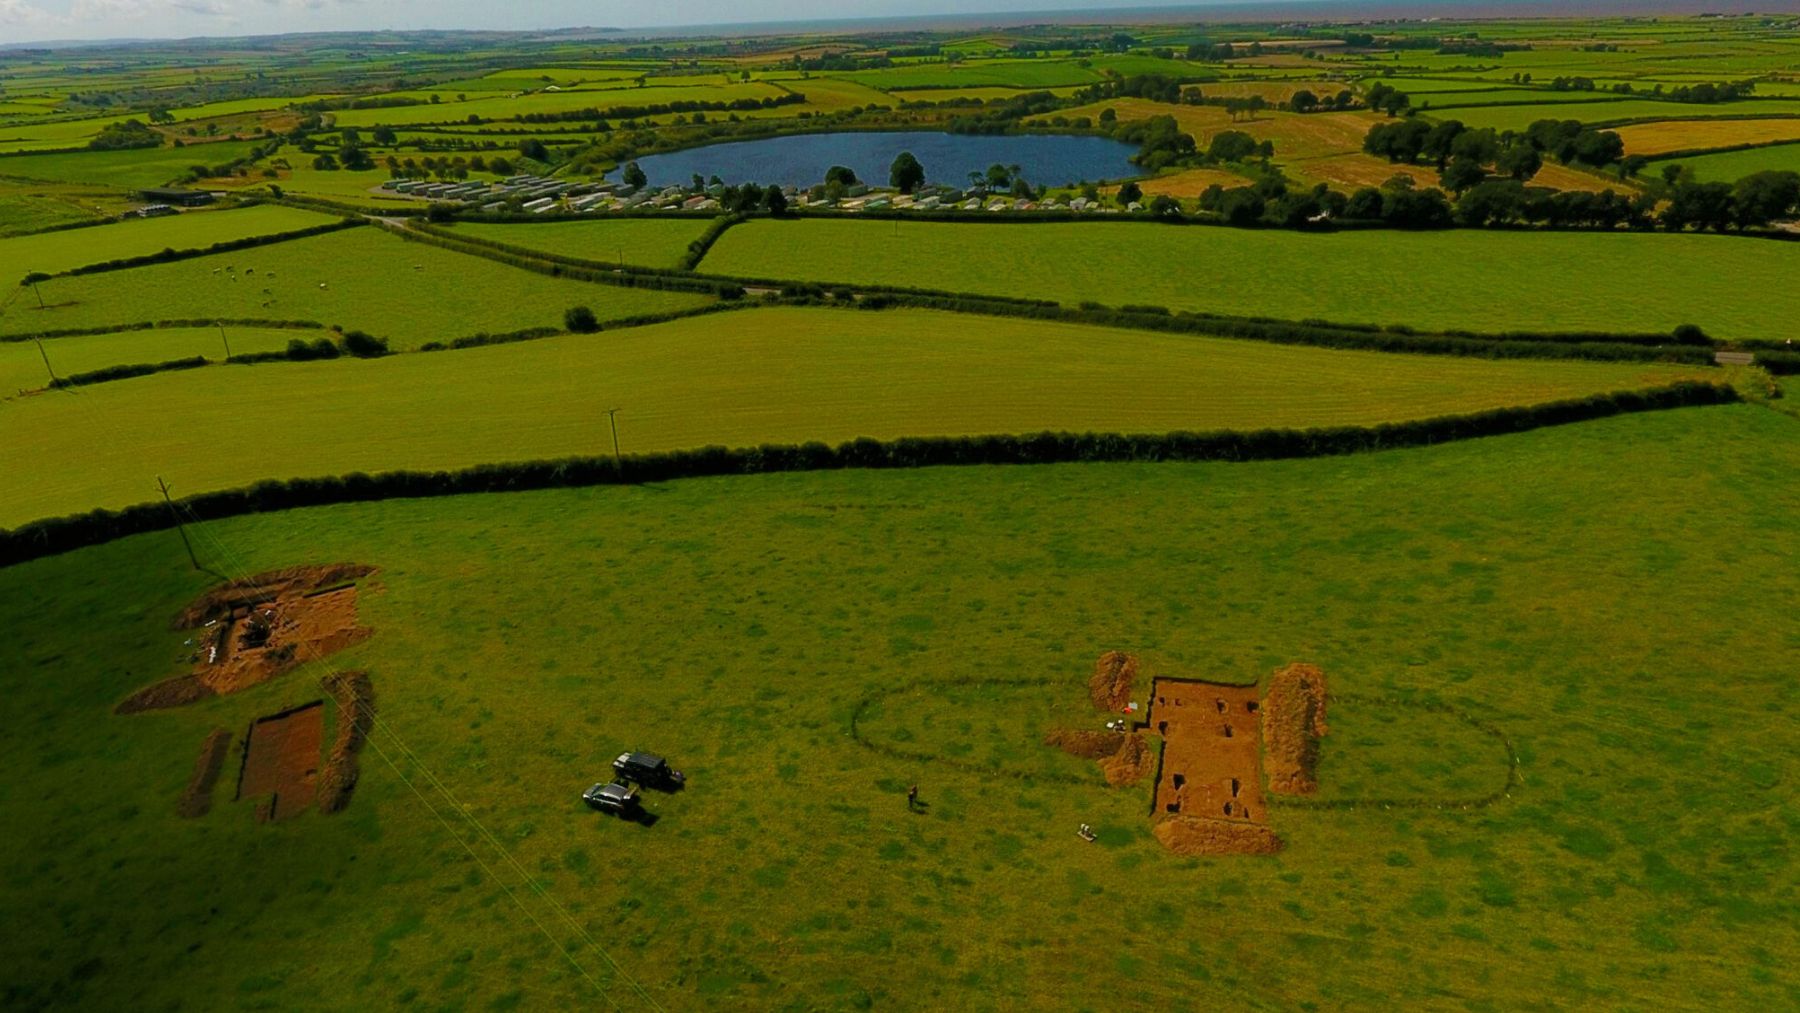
2 0 1791 48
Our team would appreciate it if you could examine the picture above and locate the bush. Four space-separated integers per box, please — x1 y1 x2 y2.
340 331 389 358
564 306 600 333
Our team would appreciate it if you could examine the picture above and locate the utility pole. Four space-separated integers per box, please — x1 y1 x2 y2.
35 339 55 384
157 476 204 572
604 408 622 470
217 321 232 360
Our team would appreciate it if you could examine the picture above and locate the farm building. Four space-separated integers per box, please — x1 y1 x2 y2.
138 188 214 207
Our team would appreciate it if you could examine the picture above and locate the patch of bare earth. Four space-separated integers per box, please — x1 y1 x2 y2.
236 701 323 822
177 728 232 818
1088 650 1137 712
116 564 375 714
317 671 374 814
1262 663 1329 796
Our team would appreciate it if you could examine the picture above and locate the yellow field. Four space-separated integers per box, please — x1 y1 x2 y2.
1614 117 1800 155
1040 99 1378 161
1287 153 1441 190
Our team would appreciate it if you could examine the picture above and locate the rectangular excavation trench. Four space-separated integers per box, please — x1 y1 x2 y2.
235 700 324 822
1145 679 1267 825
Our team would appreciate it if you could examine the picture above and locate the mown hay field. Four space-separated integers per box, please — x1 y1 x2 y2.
1038 99 1378 160
2 403 1794 1009
0 305 1707 527
701 219 1800 341
1615 117 1800 155
1 226 711 349
442 218 718 269
0 203 331 281
1652 142 1800 181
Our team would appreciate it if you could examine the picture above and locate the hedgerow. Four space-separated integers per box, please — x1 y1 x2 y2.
0 381 1736 568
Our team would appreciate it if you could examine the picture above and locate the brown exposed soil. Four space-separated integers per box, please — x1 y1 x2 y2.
236 701 324 822
317 671 375 815
1100 733 1155 787
1088 651 1138 712
1153 816 1284 856
177 728 232 819
1148 679 1268 826
116 564 375 714
1262 663 1329 796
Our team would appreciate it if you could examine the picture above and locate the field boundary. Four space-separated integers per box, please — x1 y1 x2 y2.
0 380 1737 568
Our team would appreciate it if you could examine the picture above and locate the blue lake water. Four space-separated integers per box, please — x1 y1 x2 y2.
631 131 1139 188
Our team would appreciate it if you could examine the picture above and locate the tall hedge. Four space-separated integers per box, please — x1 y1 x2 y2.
0 381 1737 569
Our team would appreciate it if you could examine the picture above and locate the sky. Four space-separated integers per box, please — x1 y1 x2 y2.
0 0 1228 45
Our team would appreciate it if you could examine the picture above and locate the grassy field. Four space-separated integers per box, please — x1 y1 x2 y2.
0 304 1709 527
0 139 264 186
1651 142 1800 181
1444 99 1800 132
1 403 1794 1009
0 226 711 349
328 83 790 129
701 219 1800 341
0 204 331 281
0 324 312 393
443 218 718 269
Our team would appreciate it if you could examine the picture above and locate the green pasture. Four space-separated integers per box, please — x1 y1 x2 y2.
443 218 718 269
1654 142 1800 181
1441 99 1800 132
0 226 709 351
0 302 1710 527
328 83 790 129
0 190 108 235
1 404 1795 1009
1416 89 1643 109
0 203 330 282
0 139 263 188
0 324 309 394
842 59 1109 91
701 219 1800 342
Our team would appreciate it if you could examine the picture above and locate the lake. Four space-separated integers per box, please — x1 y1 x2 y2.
630 131 1140 188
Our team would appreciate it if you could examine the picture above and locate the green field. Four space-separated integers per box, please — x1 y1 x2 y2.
701 219 1800 341
0 324 311 394
0 304 1708 527
2 403 1794 1009
0 139 264 187
444 218 719 269
1 226 711 349
0 204 331 281
1441 99 1800 132
1654 142 1800 181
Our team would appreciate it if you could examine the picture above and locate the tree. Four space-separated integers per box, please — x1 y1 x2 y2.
1290 89 1318 113
1206 130 1259 163
1662 182 1734 231
1148 194 1181 217
1216 187 1265 226
1116 181 1142 207
1495 143 1542 181
622 161 647 188
986 163 1013 190
564 306 600 333
1456 179 1528 226
824 165 858 186
425 202 456 223
519 138 549 162
889 151 925 193
1343 187 1384 220
1441 156 1487 194
372 125 397 145
340 330 389 358
765 186 789 216
1731 170 1800 228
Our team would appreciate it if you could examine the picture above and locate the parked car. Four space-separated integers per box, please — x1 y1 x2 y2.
582 781 641 816
613 751 686 790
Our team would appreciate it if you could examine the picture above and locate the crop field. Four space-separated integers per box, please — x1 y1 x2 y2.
3 404 1796 1009
0 324 311 394
887 86 1086 103
1040 98 1379 163
843 59 1110 90
443 218 719 268
1615 117 1800 155
1122 166 1253 197
0 304 1709 527
328 83 792 128
702 219 1800 341
1652 142 1800 181
1 227 712 349
0 204 331 281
